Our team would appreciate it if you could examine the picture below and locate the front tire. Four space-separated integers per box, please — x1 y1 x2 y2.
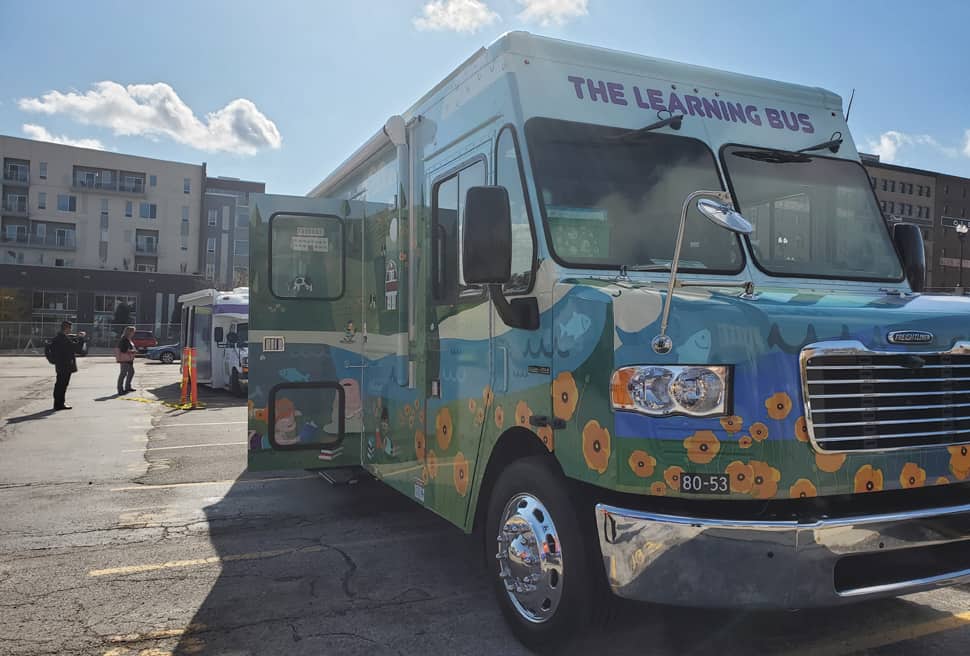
230 369 244 397
486 456 600 651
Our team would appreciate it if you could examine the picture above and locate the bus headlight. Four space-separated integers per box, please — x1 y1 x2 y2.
611 365 729 417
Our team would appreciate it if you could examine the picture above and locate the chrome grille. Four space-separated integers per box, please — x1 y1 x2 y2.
801 341 970 452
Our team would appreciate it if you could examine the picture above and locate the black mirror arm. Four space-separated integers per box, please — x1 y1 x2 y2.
489 285 539 331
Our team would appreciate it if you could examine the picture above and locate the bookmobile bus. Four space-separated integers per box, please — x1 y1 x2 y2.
178 287 249 397
246 32 970 649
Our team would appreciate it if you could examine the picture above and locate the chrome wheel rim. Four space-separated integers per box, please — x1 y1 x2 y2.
496 492 564 624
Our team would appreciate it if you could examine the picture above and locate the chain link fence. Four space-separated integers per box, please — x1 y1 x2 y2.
0 322 181 355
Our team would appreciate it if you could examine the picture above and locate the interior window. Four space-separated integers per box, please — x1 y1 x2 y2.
496 128 535 293
432 160 486 304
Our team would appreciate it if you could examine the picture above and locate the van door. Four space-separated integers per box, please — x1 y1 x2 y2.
247 193 389 472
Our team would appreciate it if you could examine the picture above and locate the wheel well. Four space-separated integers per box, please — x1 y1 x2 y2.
472 426 559 540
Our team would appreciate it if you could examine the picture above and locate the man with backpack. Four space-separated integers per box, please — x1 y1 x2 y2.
46 320 86 411
115 326 137 395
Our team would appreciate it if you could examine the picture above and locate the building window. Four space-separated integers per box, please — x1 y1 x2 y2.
183 178 191 194
100 211 109 230
139 202 157 219
56 195 77 212
233 240 248 256
38 192 46 210
945 184 949 195
927 187 932 198
887 201 895 213
870 176 876 189
99 242 108 261
101 198 109 212
890 180 896 192
181 205 189 222
33 290 78 313
150 175 157 187
206 237 216 253
205 263 215 280
39 162 47 179
881 179 888 191
208 208 218 226
236 207 249 228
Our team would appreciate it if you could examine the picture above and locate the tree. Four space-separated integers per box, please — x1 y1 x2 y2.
113 302 132 327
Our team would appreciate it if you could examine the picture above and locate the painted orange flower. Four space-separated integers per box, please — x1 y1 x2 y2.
948 444 970 480
720 415 744 434
427 450 439 479
683 430 720 464
414 429 426 462
627 450 657 478
435 407 453 451
750 422 769 442
582 420 611 474
739 435 753 449
254 407 268 423
749 460 782 499
454 451 470 497
537 426 554 452
899 462 926 489
815 451 846 473
494 405 505 430
482 385 494 409
468 398 477 414
404 404 414 418
937 476 950 485
419 409 425 424
789 478 818 498
247 399 255 417
475 408 485 426
765 392 793 421
854 464 884 493
553 372 579 421
664 465 684 490
726 461 754 494
794 417 809 443
514 400 532 428
650 481 667 496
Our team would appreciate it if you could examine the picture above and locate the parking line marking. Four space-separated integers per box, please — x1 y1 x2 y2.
88 544 323 577
107 623 207 643
158 421 247 427
793 610 970 655
110 474 316 491
122 441 246 453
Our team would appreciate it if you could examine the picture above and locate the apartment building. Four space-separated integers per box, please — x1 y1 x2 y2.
202 176 265 289
934 173 970 289
0 135 206 333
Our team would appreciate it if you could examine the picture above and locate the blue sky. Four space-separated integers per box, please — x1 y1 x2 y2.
2 0 968 194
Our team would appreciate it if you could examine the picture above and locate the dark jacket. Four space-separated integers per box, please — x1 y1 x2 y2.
51 332 82 371
117 336 134 354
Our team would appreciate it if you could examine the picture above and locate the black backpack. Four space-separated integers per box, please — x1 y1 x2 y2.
44 339 57 365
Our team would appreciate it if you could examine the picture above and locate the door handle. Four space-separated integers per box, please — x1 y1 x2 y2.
344 360 368 369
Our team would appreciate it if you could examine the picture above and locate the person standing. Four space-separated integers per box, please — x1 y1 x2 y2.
50 320 85 410
116 326 137 395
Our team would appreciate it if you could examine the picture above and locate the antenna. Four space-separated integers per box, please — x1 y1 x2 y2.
845 88 856 122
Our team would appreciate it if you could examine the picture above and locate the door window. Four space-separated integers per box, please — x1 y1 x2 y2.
495 127 536 294
431 159 486 304
269 213 344 299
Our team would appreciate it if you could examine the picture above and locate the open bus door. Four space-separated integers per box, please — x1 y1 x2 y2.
247 193 389 472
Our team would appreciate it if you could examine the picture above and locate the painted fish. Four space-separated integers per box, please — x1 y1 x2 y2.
278 368 311 383
559 313 591 340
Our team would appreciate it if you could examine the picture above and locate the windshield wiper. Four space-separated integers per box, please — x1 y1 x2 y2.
608 114 684 141
798 131 843 154
619 264 671 275
731 149 811 164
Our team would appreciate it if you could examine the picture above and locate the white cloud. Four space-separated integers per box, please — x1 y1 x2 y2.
963 129 970 158
21 123 105 150
865 130 959 163
18 82 281 155
413 0 499 32
517 0 588 26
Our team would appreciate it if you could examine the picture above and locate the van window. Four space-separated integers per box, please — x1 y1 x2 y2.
270 213 344 299
496 127 535 294
431 159 487 304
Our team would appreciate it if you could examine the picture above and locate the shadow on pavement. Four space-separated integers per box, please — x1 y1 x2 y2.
4 408 57 424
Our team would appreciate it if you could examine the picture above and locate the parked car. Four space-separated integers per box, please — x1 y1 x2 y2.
131 330 158 353
146 342 180 364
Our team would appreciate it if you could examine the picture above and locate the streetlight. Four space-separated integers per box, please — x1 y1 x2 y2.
957 223 969 290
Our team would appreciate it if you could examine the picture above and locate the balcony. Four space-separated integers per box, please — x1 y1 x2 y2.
2 167 29 185
2 196 29 217
135 241 158 255
1 232 77 250
72 168 146 196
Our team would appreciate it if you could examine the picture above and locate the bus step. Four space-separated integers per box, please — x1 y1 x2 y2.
317 467 361 487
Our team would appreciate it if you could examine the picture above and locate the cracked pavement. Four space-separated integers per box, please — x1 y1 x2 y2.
1 356 969 655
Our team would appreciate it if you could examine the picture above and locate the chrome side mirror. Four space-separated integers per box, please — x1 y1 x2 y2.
696 198 754 235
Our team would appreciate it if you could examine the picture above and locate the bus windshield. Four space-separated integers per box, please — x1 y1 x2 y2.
236 323 248 345
722 145 903 281
525 118 744 273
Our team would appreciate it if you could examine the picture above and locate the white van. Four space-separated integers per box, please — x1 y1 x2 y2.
178 287 249 396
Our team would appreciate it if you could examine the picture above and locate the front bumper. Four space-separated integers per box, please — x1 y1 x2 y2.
596 501 970 608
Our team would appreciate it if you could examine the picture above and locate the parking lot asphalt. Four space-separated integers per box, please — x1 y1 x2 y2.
0 355 968 656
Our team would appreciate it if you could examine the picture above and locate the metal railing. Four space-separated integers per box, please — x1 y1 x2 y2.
0 322 181 353
0 232 77 249
135 242 158 255
72 178 145 194
2 169 29 184
2 197 28 213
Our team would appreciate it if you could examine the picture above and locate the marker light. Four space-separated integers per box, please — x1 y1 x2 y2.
610 365 729 417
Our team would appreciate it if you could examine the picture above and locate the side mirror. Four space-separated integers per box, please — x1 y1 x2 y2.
214 327 225 344
226 332 239 346
696 198 754 234
892 223 926 293
462 186 511 284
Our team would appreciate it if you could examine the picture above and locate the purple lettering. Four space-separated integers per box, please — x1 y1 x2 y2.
607 82 628 106
744 105 762 126
633 87 651 109
765 107 784 129
701 97 722 120
726 102 747 123
567 75 586 99
782 110 800 131
684 95 704 117
718 100 731 121
587 78 609 102
647 89 666 111
667 93 686 115
797 113 815 134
